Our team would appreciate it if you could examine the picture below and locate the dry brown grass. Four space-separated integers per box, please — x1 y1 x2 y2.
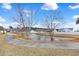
35 33 79 38
14 32 79 44
0 32 79 56
1 43 79 56
13 32 79 38
16 37 77 44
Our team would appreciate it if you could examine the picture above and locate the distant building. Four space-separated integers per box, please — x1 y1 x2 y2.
13 27 74 33
57 28 73 32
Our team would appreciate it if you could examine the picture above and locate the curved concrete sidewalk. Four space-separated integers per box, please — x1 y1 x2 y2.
6 35 79 49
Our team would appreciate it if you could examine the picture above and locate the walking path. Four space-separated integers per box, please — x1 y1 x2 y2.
6 34 79 49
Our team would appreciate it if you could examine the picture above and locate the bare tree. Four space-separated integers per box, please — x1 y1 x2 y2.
0 26 5 34
43 10 64 41
24 8 40 32
13 4 39 32
13 4 26 31
9 26 13 32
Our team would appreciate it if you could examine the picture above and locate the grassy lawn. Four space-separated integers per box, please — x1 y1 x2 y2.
0 33 79 56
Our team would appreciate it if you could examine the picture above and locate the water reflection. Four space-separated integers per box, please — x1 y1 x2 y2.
24 34 74 41
6 35 79 49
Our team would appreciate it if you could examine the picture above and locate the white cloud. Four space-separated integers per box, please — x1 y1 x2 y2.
52 20 60 24
2 23 9 29
2 22 20 29
0 23 3 26
62 15 78 29
0 16 6 22
11 22 19 28
61 18 79 31
73 15 79 21
72 15 79 31
33 20 61 29
1 3 12 10
0 16 9 28
63 22 76 28
61 15 79 31
41 3 59 10
33 24 47 28
69 4 79 9
0 23 11 29
23 10 32 17
64 22 78 31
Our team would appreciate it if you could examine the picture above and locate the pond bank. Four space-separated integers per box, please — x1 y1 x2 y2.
6 34 79 49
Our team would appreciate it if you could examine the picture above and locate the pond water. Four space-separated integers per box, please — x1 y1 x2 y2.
6 35 79 49
24 34 74 41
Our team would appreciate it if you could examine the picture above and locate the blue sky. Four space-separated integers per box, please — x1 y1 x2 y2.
0 3 79 28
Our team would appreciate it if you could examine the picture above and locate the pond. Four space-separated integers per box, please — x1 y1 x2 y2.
24 34 74 41
6 35 79 49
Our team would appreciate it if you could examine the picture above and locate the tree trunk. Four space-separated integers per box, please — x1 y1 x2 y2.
49 29 54 41
51 37 54 41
